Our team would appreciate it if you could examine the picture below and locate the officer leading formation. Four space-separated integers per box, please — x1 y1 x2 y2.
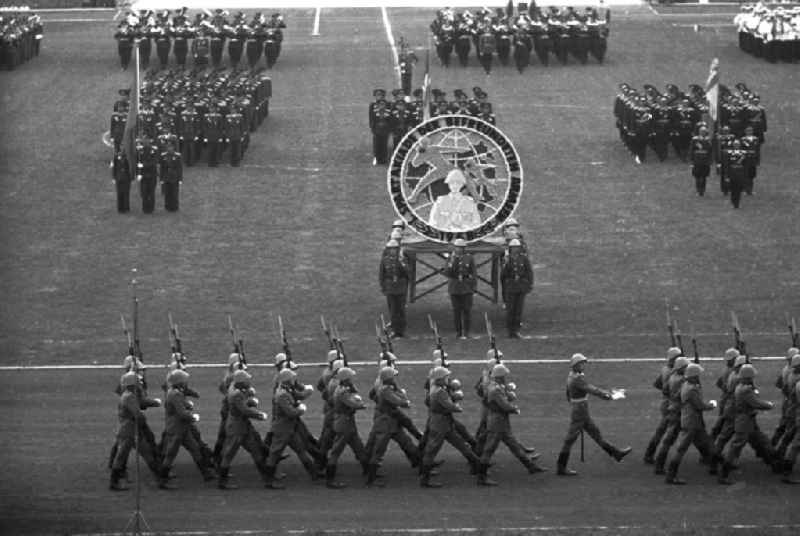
0 6 42 70
115 8 286 71
734 3 800 63
110 67 272 213
430 4 609 73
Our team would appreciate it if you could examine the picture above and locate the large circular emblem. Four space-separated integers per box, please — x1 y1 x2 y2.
388 114 523 243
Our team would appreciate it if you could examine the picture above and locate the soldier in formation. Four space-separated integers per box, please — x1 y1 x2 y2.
735 4 800 63
0 7 42 70
114 8 286 71
430 4 609 70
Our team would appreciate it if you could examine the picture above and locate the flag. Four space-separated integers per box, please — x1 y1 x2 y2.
421 47 431 122
121 42 140 178
705 57 720 123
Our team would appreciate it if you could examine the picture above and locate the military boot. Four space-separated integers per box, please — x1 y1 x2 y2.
477 463 498 486
557 451 577 476
365 464 385 488
643 437 659 464
665 460 686 485
158 467 177 490
325 465 346 489
782 460 800 485
217 467 238 490
653 449 668 475
717 461 734 485
109 469 130 491
420 464 443 488
524 457 547 474
263 464 285 490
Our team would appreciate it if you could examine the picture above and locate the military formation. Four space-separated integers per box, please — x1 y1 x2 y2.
734 4 800 63
368 86 495 165
114 8 286 71
643 344 800 486
614 82 767 208
0 6 42 70
430 4 609 73
110 68 272 213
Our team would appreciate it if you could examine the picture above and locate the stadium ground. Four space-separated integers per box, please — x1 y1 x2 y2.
0 4 798 535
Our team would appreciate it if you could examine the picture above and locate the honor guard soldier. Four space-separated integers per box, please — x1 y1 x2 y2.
246 13 266 68
369 89 386 128
477 363 545 486
371 99 392 166
203 103 223 167
112 150 132 213
709 349 740 441
153 12 171 69
192 24 211 67
109 372 162 491
137 138 159 214
136 11 153 69
160 144 182 212
773 348 799 449
746 96 767 144
644 347 682 464
714 125 735 195
158 370 215 489
224 106 245 167
443 239 477 339
178 103 197 166
653 355 689 475
326 367 369 489
689 124 712 196
209 10 228 68
398 39 417 95
665 363 720 484
114 21 135 70
740 125 760 196
172 7 192 67
557 353 632 476
725 140 748 208
228 13 248 67
379 239 409 338
779 353 800 484
110 106 126 153
390 99 412 155
718 365 776 485
501 239 533 338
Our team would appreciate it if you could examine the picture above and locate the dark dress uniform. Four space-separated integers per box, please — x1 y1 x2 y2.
501 246 533 338
228 24 247 67
246 24 265 68
378 246 409 337
160 148 182 212
725 145 748 208
714 130 735 194
371 104 392 165
154 24 171 69
172 24 191 67
443 248 477 338
203 109 223 167
477 31 495 74
689 133 712 196
210 25 226 68
556 357 631 476
192 33 210 67
110 111 126 153
137 27 151 68
178 106 197 166
112 151 132 213
326 375 369 488
223 111 244 167
114 25 135 69
138 141 159 214
740 131 760 195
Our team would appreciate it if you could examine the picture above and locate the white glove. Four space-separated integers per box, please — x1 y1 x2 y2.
153 398 162 406
507 382 517 391
186 400 194 409
709 400 717 409
192 413 200 422
249 397 260 407
297 403 307 414
258 411 268 420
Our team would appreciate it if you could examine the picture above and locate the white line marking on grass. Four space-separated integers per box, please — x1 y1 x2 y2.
312 6 321 36
71 523 800 536
673 23 731 27
243 164 322 172
381 6 401 87
42 18 110 22
0 356 784 372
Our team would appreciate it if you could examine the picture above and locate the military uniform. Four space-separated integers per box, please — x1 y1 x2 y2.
137 140 159 214
689 131 712 196
370 102 392 166
379 245 409 337
500 244 533 338
223 110 244 167
725 143 748 208
159 147 182 212
653 359 688 474
203 107 223 167
112 151 132 213
643 349 680 464
781 373 800 484
114 23 135 70
443 245 477 338
326 371 368 488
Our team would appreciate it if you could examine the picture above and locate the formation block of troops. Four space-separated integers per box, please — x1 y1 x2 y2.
431 4 609 73
734 4 800 63
368 86 495 165
115 8 286 71
613 82 767 207
110 68 272 213
0 7 42 70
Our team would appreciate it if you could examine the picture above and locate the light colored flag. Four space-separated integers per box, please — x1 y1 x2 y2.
705 57 720 122
421 48 431 122
121 42 140 178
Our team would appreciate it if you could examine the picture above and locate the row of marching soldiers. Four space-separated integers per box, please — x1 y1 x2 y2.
734 4 800 63
110 340 641 490
642 346 800 486
0 7 42 70
430 4 609 73
115 8 286 71
369 86 495 165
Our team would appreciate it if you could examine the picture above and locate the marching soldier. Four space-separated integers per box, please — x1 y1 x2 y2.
713 354 748 455
110 372 161 491
780 353 800 484
710 348 741 441
773 348 799 447
740 125 761 196
379 240 409 338
217 369 269 490
158 369 215 489
689 124 712 196
718 364 776 485
111 150 132 214
317 357 345 469
159 144 182 212
725 139 748 209
644 347 682 465
477 363 545 486
653 356 689 475
443 239 476 339
325 367 369 489
714 125 735 195
556 353 632 476
500 239 533 339
211 353 245 469
665 363 719 484
137 138 159 214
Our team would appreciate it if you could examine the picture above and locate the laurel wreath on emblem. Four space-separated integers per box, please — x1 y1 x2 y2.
388 115 523 243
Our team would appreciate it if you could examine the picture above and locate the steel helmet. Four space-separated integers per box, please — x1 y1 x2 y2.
452 238 467 247
508 239 521 247
167 369 190 387
337 367 356 381
490 364 510 378
724 348 740 362
430 366 451 381
791 354 800 368
228 353 242 367
277 368 297 384
685 363 704 379
327 350 340 362
666 347 682 360
449 378 462 390
787 347 799 360
121 371 138 388
738 364 756 380
674 356 690 371
486 349 503 361
570 353 588 367
232 369 252 385
386 240 399 248
733 355 748 368
379 366 398 382
331 359 345 371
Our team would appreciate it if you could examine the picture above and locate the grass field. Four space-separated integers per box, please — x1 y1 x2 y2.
0 4 799 535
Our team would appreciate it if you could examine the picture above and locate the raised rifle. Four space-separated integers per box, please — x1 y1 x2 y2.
332 323 348 367
131 274 142 359
380 313 394 353
673 319 685 356
665 298 677 348
375 322 391 366
168 312 186 368
485 312 500 362
730 311 748 363
320 315 335 351
277 314 293 366
228 315 247 369
121 314 134 356
428 314 446 368
689 322 700 364
786 313 799 348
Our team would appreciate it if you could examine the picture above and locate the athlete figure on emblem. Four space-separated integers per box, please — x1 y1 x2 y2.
428 169 481 231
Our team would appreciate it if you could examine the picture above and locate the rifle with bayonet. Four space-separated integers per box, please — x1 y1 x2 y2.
665 299 679 350
786 313 799 348
332 323 348 367
485 312 501 362
168 312 187 369
731 311 748 363
689 322 700 364
375 322 393 367
277 314 292 365
321 315 338 368
428 314 446 367
380 313 394 354
228 315 247 369
121 314 134 356
131 275 142 359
